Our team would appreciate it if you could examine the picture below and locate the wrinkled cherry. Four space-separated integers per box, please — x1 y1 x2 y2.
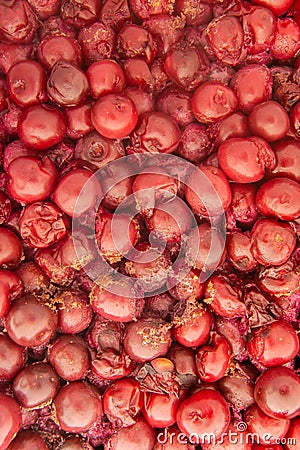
103 378 143 427
191 81 237 124
20 202 68 248
47 60 89 107
195 332 232 382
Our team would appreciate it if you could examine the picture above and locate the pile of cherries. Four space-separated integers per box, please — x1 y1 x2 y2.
0 0 300 448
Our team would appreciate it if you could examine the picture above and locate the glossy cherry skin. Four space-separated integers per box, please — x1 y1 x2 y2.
7 60 47 107
254 367 300 419
256 178 300 221
20 202 68 248
0 269 23 319
7 430 49 450
0 334 26 381
248 101 290 142
245 404 290 444
218 137 276 183
53 168 100 217
54 381 103 433
173 306 212 348
124 319 172 363
5 295 57 347
192 81 237 124
185 164 232 216
123 57 154 91
250 219 296 266
195 332 232 383
38 35 83 70
56 290 92 334
176 389 230 440
0 393 22 450
49 335 90 381
242 5 276 54
103 378 143 427
247 320 299 368
0 228 23 270
105 419 156 450
90 279 143 323
65 101 93 140
252 0 292 15
87 60 125 98
143 392 180 428
131 111 181 154
230 64 272 113
8 156 58 204
47 60 89 107
13 362 59 408
91 93 138 139
209 112 249 148
18 105 66 151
